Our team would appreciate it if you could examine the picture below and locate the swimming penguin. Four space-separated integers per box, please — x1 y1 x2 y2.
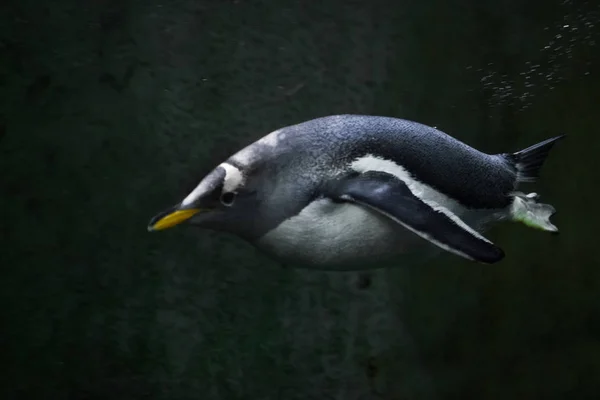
148 115 564 270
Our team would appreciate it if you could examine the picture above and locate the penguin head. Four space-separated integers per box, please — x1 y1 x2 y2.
147 125 304 241
147 158 269 240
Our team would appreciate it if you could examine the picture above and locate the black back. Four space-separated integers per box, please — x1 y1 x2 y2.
269 115 516 210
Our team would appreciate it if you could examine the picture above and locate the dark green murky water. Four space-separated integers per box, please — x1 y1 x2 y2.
1 0 599 398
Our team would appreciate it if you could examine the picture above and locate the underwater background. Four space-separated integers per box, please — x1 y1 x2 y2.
2 0 600 398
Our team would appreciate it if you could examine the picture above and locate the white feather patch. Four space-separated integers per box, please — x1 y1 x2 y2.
220 162 245 193
181 162 244 207
350 154 457 211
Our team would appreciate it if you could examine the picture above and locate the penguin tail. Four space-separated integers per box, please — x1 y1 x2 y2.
504 134 566 183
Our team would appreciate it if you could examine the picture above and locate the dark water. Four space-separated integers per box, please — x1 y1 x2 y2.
1 0 599 398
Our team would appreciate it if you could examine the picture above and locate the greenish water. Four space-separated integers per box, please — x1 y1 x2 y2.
1 0 599 398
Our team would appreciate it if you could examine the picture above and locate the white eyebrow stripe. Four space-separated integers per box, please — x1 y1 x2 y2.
220 162 245 193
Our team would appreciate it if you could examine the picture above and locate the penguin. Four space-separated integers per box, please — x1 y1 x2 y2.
148 115 564 270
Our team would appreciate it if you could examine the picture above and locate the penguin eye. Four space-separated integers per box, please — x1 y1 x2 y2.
220 191 236 206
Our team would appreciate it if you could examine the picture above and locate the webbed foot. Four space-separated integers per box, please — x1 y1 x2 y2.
510 191 558 233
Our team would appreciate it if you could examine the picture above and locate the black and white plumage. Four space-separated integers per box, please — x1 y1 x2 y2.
148 115 564 270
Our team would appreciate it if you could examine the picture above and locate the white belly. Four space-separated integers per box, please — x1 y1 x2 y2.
257 198 431 269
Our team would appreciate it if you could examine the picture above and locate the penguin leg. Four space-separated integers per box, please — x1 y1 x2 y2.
327 171 505 264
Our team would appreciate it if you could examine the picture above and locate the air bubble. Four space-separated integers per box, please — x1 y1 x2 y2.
477 0 598 111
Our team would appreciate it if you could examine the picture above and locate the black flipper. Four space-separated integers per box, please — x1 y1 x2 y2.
504 134 566 183
327 171 505 264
